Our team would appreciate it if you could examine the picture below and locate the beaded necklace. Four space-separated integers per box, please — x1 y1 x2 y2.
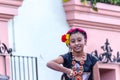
71 53 86 80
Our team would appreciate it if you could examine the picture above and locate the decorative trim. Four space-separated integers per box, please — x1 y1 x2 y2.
63 1 120 32
67 19 120 32
0 0 23 7
0 41 12 54
0 0 23 21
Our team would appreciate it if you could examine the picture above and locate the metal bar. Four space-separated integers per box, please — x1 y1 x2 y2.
3 55 7 75
22 57 25 80
35 58 38 80
27 57 30 80
10 55 13 80
10 55 38 80
31 57 34 80
18 56 21 80
13 56 16 80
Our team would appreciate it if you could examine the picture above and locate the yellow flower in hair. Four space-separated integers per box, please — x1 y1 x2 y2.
65 34 70 45
66 34 70 39
65 39 69 45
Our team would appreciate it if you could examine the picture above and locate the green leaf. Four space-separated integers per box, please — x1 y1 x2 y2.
63 0 70 3
81 0 84 3
93 0 97 5
92 6 98 12
90 0 98 11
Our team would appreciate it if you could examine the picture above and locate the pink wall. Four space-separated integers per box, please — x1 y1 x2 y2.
63 0 120 80
85 28 120 55
0 0 23 79
93 62 120 80
0 0 23 45
0 22 8 45
63 0 120 55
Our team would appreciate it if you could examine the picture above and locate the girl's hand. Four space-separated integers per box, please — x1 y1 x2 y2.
67 69 76 78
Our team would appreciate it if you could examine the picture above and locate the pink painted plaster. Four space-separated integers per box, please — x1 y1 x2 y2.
63 0 120 31
63 0 120 54
63 0 120 80
93 62 120 80
0 0 23 80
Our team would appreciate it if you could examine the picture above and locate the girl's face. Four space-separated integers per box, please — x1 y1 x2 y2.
69 32 86 53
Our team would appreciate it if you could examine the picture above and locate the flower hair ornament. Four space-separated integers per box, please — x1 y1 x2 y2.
61 28 87 45
61 34 70 45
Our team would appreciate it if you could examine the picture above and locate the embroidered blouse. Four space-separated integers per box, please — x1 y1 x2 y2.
60 52 98 80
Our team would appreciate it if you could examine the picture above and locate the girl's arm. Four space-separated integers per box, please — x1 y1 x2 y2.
46 56 71 76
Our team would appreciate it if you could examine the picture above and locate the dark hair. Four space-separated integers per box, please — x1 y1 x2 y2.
67 28 87 40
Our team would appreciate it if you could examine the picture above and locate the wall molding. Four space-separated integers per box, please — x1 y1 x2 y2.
63 0 120 32
0 0 23 21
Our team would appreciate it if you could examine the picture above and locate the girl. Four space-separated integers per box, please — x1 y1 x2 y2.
47 27 98 80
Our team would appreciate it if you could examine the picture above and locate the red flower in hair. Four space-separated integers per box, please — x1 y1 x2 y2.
61 34 70 45
61 34 66 42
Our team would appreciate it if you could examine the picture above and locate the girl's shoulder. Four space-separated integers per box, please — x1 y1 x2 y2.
60 52 72 60
86 53 98 65
87 53 98 59
61 52 72 57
